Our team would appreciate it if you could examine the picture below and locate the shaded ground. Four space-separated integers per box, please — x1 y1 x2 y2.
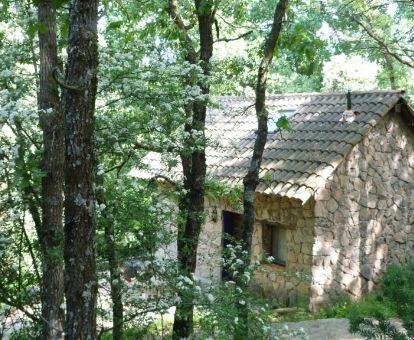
280 318 363 340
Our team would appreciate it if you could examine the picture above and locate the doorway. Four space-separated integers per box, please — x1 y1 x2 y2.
221 211 243 280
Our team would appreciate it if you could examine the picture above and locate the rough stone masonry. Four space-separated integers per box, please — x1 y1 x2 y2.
195 111 414 310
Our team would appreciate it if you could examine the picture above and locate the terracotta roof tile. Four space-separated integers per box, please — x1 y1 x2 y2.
133 90 404 202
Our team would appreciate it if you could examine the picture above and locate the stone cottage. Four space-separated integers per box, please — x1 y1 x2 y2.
133 90 414 310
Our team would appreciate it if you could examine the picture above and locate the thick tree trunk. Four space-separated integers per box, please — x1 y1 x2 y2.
37 1 65 339
240 0 288 337
63 1 99 339
171 1 214 338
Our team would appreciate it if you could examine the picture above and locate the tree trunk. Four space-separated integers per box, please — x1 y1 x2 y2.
171 1 214 338
106 222 123 340
63 1 99 339
240 0 288 336
96 176 124 340
383 50 397 90
243 0 288 261
37 1 65 339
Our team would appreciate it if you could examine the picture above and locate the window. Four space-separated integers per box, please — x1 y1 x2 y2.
263 224 288 266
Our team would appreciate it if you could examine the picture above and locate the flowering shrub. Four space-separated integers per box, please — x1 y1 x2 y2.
194 239 307 339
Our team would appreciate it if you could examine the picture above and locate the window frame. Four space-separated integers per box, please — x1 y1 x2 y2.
262 222 289 267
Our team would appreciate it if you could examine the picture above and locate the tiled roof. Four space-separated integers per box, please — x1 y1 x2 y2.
132 90 405 203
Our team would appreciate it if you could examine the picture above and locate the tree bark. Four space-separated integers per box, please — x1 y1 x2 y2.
170 1 214 338
243 0 288 257
383 50 397 90
240 0 288 336
106 222 123 340
96 175 124 340
63 1 99 339
37 1 65 339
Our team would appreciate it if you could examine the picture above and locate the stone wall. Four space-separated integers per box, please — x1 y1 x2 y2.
195 197 226 283
251 194 314 306
311 112 414 309
196 195 315 307
197 112 414 310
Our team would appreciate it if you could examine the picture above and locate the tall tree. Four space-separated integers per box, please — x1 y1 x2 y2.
37 1 65 338
325 0 414 75
167 0 215 338
96 174 124 340
240 0 289 335
62 0 99 338
243 0 288 254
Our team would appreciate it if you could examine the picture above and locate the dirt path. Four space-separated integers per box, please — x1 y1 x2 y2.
280 318 364 340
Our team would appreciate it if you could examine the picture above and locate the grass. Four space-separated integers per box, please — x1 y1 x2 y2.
273 293 397 323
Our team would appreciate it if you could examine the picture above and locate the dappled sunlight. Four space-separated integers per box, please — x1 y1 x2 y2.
310 111 414 310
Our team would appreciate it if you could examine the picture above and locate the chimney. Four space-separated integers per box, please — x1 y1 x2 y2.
346 90 352 110
340 90 359 124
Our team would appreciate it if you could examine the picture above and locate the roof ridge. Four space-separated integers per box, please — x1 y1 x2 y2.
215 89 405 101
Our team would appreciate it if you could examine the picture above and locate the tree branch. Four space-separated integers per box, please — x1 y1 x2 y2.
351 16 414 69
0 296 40 323
166 0 198 63
52 67 85 91
243 0 288 251
103 154 132 176
215 30 253 43
133 141 180 154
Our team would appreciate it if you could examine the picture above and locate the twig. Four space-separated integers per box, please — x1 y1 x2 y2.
133 141 180 154
97 308 161 339
103 154 132 175
350 16 414 69
215 30 253 43
166 0 198 63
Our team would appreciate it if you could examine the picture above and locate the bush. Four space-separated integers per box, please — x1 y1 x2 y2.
195 240 307 339
379 262 414 336
349 261 414 339
10 321 42 340
347 294 395 320
317 294 352 319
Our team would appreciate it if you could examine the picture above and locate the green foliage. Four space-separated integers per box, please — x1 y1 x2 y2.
317 295 352 319
349 316 408 340
275 115 292 131
0 7 42 325
100 322 160 340
205 176 243 210
26 22 47 39
196 240 307 339
107 20 123 31
378 262 414 336
52 0 70 8
280 291 395 323
262 171 273 184
9 321 41 340
349 262 414 339
346 294 396 321
2 0 414 338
